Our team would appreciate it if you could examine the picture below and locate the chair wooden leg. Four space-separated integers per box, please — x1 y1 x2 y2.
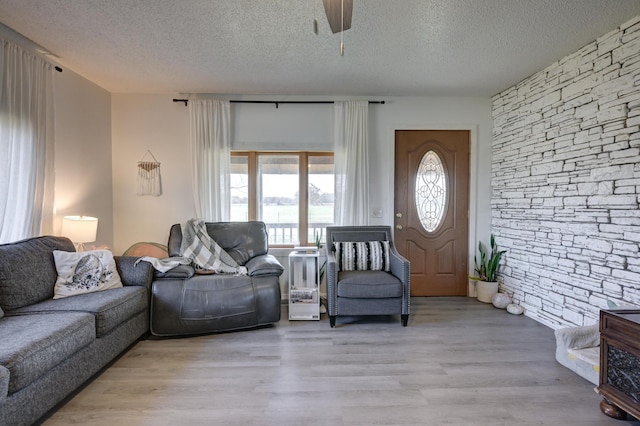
330 316 336 328
401 315 408 327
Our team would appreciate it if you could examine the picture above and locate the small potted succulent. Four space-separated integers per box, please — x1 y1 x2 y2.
470 234 507 303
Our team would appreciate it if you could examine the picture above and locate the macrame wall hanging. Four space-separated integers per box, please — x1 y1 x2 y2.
137 150 162 196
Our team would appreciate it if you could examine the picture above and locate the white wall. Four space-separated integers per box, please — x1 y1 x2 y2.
369 97 493 259
54 67 113 248
111 95 494 268
111 95 192 254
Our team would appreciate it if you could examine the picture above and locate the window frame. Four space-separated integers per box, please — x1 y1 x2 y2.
231 150 333 247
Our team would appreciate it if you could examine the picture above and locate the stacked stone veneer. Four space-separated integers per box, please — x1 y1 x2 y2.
491 16 640 328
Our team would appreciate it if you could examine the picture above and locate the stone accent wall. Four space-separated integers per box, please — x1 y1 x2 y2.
491 16 640 328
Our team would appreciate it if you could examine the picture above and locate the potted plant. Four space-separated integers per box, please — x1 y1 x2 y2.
470 234 506 303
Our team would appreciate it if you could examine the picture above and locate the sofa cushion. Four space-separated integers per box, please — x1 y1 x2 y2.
0 365 8 402
0 236 75 311
337 271 402 298
11 286 147 337
0 312 95 394
53 250 123 299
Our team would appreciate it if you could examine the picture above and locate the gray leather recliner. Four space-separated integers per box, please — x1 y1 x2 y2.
150 221 283 336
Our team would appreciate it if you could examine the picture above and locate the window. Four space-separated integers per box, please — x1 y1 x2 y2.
231 152 334 246
415 150 447 232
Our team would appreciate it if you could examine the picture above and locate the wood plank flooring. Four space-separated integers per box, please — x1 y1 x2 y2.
41 297 640 425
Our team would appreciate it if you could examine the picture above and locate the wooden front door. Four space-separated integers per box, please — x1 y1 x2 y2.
394 130 470 296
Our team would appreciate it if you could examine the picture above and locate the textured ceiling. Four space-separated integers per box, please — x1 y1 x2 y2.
1 0 640 97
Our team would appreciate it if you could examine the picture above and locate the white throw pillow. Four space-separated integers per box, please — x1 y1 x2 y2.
53 250 123 299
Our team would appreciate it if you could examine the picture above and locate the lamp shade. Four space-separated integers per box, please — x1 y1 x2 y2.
61 216 98 243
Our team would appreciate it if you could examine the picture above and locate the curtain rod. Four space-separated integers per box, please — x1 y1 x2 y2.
172 99 385 108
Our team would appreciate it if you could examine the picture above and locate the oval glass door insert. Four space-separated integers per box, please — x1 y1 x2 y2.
415 150 447 232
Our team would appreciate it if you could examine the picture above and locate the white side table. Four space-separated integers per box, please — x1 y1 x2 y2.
288 249 320 320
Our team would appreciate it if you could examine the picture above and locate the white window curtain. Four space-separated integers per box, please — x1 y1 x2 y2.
188 98 231 221
0 38 55 243
333 100 370 226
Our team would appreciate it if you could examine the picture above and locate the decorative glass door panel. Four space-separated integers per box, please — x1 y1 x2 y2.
415 150 447 233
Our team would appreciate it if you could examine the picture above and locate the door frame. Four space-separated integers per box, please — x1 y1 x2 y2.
387 124 480 295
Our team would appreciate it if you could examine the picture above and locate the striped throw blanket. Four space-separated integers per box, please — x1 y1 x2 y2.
180 219 247 275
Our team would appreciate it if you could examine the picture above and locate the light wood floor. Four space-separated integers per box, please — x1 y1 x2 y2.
42 297 640 426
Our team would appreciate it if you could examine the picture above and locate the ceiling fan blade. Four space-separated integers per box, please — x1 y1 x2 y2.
322 0 352 34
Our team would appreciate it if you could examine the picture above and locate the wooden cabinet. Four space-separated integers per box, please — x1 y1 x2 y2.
598 309 640 420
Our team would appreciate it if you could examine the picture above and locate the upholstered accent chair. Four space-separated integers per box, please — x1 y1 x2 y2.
325 226 410 328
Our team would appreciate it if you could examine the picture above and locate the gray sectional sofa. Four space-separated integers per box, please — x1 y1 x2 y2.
0 236 154 426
